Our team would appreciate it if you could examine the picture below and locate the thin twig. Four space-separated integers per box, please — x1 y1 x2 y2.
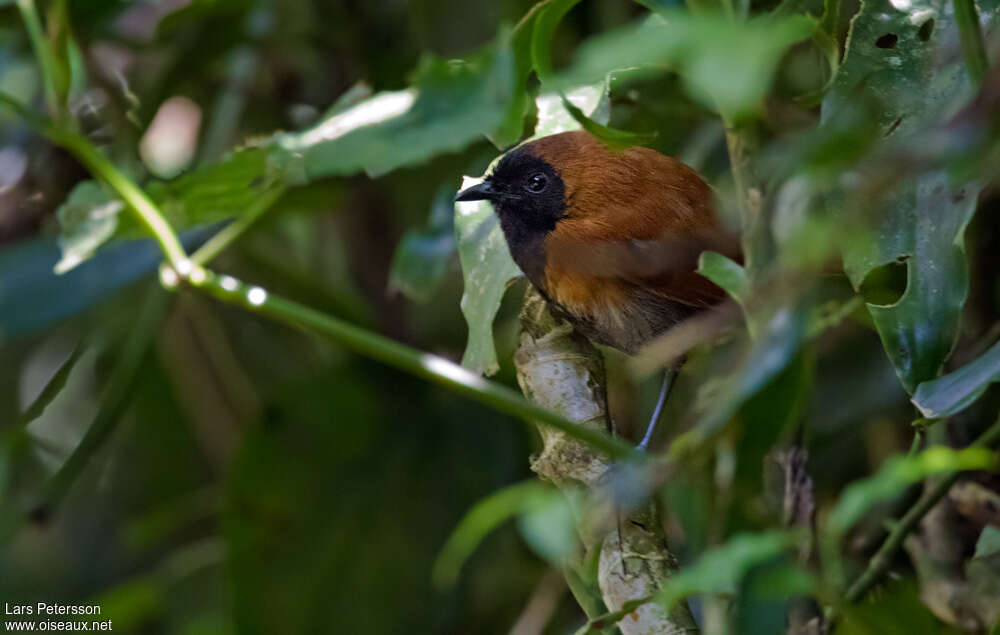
844 411 1000 602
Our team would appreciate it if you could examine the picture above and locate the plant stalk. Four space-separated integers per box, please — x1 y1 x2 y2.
844 411 1000 602
15 0 62 115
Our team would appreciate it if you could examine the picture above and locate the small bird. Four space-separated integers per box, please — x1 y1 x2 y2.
456 130 739 447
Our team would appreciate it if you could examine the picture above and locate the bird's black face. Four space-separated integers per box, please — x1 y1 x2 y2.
454 148 566 286
454 148 567 235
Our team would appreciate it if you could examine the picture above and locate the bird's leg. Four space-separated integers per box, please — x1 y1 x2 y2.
636 365 678 451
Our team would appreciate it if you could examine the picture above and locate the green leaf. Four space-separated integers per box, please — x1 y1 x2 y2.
911 338 1000 419
697 251 750 310
454 177 524 375
1 229 211 339
530 0 583 81
488 0 545 148
54 181 125 274
653 532 803 609
388 185 457 304
826 446 997 536
455 82 608 375
559 93 657 149
823 0 1000 393
973 525 1000 559
149 148 286 230
55 31 515 272
432 480 550 588
89 580 163 631
516 488 578 563
274 33 515 180
55 148 282 273
17 344 84 426
556 11 815 119
735 559 817 635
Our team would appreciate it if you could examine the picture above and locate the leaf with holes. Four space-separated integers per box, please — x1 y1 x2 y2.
822 0 1000 393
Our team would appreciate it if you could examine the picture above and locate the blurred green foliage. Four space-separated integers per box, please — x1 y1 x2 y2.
0 0 999 633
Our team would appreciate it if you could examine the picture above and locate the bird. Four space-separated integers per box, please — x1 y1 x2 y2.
455 130 740 448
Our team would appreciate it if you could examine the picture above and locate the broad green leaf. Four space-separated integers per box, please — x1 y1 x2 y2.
273 34 515 180
454 176 524 375
823 0 1000 393
0 228 211 339
54 31 515 272
150 147 285 234
556 11 815 119
388 185 457 303
652 532 803 609
911 338 1000 419
455 82 608 375
826 446 996 536
1 236 159 337
432 480 550 588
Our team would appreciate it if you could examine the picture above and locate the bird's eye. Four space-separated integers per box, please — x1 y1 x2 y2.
525 173 548 193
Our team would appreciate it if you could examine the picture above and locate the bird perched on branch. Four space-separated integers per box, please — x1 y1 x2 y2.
455 130 739 447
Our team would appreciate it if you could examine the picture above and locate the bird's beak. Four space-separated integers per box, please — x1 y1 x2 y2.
454 181 497 202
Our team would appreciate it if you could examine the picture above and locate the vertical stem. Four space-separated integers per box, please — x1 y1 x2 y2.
724 121 767 277
820 0 842 37
15 0 62 115
953 0 989 87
